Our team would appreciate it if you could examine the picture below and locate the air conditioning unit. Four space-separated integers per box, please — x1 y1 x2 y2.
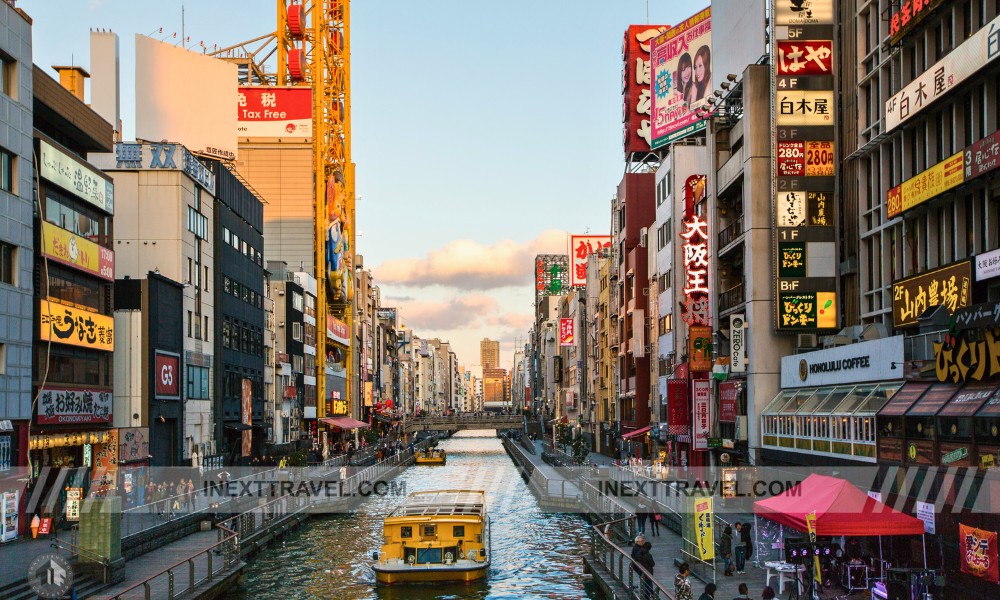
639 227 649 248
797 333 819 349
278 290 284 296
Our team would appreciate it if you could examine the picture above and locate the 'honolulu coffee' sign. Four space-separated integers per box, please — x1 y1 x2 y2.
781 336 904 388
806 355 872 375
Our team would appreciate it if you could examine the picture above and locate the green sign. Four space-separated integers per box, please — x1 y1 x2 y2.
942 447 968 464
708 438 723 449
778 242 807 278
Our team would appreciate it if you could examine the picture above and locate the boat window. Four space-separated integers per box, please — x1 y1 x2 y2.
417 547 442 563
400 526 412 538
453 525 465 538
404 547 417 563
421 524 436 538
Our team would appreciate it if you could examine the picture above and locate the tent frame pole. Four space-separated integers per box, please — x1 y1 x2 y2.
922 533 927 568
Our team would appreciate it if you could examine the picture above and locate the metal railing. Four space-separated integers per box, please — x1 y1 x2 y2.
717 214 744 250
719 283 746 313
107 524 239 600
591 516 676 599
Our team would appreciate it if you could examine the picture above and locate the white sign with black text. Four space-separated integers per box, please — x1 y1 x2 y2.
977 248 1000 281
730 314 746 373
781 336 904 388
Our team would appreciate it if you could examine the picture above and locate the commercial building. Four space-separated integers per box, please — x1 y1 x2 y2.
267 263 313 452
480 338 499 370
0 3 33 511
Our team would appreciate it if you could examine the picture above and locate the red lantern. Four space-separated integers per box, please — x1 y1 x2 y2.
288 48 307 81
287 4 305 38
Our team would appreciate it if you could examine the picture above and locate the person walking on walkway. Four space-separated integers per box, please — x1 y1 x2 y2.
648 505 661 537
636 497 648 535
720 525 734 576
733 582 751 600
740 520 754 570
637 540 656 600
698 582 717 600
734 522 747 574
675 562 693 600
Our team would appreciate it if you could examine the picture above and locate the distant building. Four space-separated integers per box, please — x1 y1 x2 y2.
480 338 499 370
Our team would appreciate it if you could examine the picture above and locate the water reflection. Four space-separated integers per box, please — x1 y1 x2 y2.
235 431 597 599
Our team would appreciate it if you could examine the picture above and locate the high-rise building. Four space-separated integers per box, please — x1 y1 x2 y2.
480 338 499 370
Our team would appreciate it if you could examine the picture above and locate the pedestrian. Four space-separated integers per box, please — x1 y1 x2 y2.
740 520 754 569
639 540 656 599
187 478 196 510
734 522 746 574
760 586 775 600
720 525 734 576
698 582 717 600
630 536 653 599
636 497 648 534
675 562 693 600
648 505 661 537
176 479 188 512
733 583 751 600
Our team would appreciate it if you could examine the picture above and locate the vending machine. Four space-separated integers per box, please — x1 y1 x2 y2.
1 490 18 542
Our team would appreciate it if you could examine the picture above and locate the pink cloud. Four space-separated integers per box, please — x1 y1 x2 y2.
398 294 499 331
373 230 567 289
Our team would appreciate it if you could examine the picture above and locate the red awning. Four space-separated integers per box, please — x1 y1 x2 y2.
622 426 652 440
754 474 925 537
320 417 370 430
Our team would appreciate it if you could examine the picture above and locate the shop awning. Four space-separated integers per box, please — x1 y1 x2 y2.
977 388 1000 417
877 381 932 417
622 426 652 440
906 382 961 417
939 382 999 417
320 417 370 430
754 474 925 537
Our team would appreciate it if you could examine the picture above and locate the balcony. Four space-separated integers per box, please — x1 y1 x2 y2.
719 283 745 314
717 214 744 252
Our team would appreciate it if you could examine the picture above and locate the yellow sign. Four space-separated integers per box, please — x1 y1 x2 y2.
886 152 964 218
364 382 373 407
982 454 996 469
40 300 114 351
806 512 822 584
693 497 715 561
40 221 115 281
776 91 835 126
893 260 972 328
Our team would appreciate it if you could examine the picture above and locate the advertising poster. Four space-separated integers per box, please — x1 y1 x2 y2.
694 497 715 560
960 523 1000 583
241 378 252 458
237 87 312 138
559 318 575 346
692 379 711 451
325 173 354 304
650 8 712 147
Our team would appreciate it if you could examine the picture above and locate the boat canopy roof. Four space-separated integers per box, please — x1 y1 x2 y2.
390 490 486 517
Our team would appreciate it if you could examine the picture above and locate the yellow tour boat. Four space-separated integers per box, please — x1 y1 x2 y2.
413 447 446 465
372 490 491 585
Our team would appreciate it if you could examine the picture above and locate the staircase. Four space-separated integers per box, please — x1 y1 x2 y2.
0 563 110 600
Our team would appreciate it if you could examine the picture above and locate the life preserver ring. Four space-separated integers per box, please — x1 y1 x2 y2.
444 552 454 563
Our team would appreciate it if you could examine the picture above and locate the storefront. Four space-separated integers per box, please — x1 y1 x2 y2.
762 337 905 466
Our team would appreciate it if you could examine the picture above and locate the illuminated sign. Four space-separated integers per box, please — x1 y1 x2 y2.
559 318 575 346
623 24 669 154
692 379 711 451
569 235 612 287
887 152 964 218
892 260 972 328
650 7 712 147
889 0 949 45
40 300 114 351
37 387 112 425
773 0 837 332
689 325 713 372
534 254 569 304
39 138 114 214
237 87 313 138
886 13 1000 132
241 379 252 458
681 212 711 326
730 314 746 373
41 221 114 281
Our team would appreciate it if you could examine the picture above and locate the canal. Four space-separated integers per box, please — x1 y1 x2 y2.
234 431 599 599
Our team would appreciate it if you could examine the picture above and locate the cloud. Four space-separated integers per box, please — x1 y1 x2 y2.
398 294 499 331
486 312 535 331
373 230 567 290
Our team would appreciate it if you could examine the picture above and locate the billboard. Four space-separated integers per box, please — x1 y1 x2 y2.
237 87 312 139
37 387 112 425
40 300 114 351
41 221 114 281
534 254 569 304
559 318 575 346
887 152 964 219
892 260 972 328
135 35 238 160
773 0 838 332
681 212 711 327
623 24 669 155
38 138 114 214
154 351 180 399
889 0 948 45
569 235 612 286
241 379 253 457
886 13 1000 132
325 173 354 303
650 7 712 148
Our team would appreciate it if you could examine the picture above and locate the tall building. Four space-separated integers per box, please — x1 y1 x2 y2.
480 338 499 370
268 263 313 452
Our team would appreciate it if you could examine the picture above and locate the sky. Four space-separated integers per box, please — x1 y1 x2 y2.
22 0 708 369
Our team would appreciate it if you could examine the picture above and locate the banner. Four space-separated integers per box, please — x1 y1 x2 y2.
559 318 575 346
694 497 715 561
650 8 712 147
718 381 739 423
667 379 690 430
960 523 1000 584
693 379 711 451
237 87 312 138
154 351 180 399
241 379 252 458
41 221 114 281
689 325 713 372
40 300 114 351
806 512 822 584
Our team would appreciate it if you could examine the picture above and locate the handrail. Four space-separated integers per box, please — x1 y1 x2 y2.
107 524 239 600
592 513 676 599
50 536 110 567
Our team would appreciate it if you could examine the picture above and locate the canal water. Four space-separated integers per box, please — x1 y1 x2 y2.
235 431 598 599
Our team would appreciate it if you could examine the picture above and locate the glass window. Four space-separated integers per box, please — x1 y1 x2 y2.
223 228 231 246
0 148 12 192
36 345 110 386
293 322 302 341
795 387 838 414
292 292 304 312
45 268 104 312
232 233 240 250
1 53 14 98
0 241 15 285
44 190 112 246
187 365 210 400
222 321 230 348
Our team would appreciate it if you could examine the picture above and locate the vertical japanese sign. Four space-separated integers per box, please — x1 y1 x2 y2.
806 512 822 584
559 318 575 346
692 379 711 450
623 24 669 155
667 379 690 434
569 235 612 287
650 8 712 148
241 379 252 458
718 381 740 423
693 497 715 560
960 523 1000 584
773 0 838 331
534 254 569 304
730 314 746 373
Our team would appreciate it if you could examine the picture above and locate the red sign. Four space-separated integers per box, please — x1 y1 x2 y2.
692 379 712 451
719 381 740 423
965 128 1000 180
569 235 612 287
154 352 180 398
777 141 835 177
889 0 947 45
623 25 670 155
241 379 253 458
776 40 833 76
960 523 1000 583
559 318 575 346
777 141 806 176
667 379 689 427
684 175 706 216
681 213 710 326
237 87 312 138
38 518 52 536
327 316 349 346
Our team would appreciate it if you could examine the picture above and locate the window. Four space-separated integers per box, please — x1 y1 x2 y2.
204 316 209 342
0 149 12 193
292 322 303 341
187 207 207 239
453 525 465 537
205 267 209 293
188 311 193 337
658 314 672 335
231 232 240 250
293 355 303 372
35 345 110 386
0 241 15 285
187 365 210 399
242 241 248 256
400 526 412 538
1 53 14 98
224 277 231 294
222 320 231 348
45 268 103 311
44 190 112 246
292 291 304 311
223 227 231 246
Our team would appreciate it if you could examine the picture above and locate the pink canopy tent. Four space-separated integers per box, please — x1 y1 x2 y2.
754 474 924 536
